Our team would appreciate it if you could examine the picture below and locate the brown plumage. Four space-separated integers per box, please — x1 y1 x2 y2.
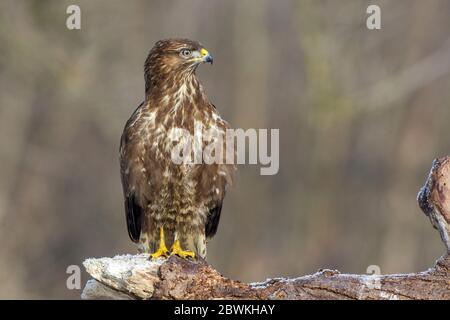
120 39 235 259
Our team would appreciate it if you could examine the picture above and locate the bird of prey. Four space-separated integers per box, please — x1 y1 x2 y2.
120 39 235 259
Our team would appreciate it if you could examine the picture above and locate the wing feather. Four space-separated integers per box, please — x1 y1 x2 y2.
124 193 142 242
205 204 222 238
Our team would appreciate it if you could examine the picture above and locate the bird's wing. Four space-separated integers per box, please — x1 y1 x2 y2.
204 163 234 239
120 104 145 243
204 106 236 238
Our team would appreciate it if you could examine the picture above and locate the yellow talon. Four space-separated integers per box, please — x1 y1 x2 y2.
170 239 196 259
150 227 169 260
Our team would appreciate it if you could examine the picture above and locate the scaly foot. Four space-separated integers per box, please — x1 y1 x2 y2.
170 240 195 259
150 246 169 259
150 227 169 260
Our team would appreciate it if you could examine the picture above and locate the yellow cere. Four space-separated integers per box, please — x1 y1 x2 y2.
200 48 209 57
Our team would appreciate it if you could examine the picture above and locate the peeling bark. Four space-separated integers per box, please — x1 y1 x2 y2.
418 156 450 253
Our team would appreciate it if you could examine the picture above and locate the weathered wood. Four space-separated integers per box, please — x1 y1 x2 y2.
417 156 450 253
81 157 450 300
82 253 450 300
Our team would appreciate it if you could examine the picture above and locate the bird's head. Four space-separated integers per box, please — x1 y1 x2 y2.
144 39 213 92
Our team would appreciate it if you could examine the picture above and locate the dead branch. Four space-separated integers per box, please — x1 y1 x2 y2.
82 157 450 300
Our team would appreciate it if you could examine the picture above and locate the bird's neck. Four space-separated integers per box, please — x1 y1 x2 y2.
145 71 208 113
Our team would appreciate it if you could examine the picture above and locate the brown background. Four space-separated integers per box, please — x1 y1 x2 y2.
1 0 449 299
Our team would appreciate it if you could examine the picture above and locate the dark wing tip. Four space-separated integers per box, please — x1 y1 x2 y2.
125 194 142 243
205 204 222 238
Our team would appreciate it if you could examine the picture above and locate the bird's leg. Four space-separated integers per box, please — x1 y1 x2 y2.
150 227 169 259
170 232 195 259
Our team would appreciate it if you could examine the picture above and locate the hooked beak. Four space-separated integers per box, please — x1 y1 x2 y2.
200 48 213 64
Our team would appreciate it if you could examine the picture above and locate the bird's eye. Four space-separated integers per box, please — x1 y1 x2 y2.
180 49 192 58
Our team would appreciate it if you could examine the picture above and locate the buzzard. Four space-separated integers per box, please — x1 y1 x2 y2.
120 39 235 259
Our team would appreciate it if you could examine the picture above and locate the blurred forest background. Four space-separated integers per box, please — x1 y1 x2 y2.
1 0 450 299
